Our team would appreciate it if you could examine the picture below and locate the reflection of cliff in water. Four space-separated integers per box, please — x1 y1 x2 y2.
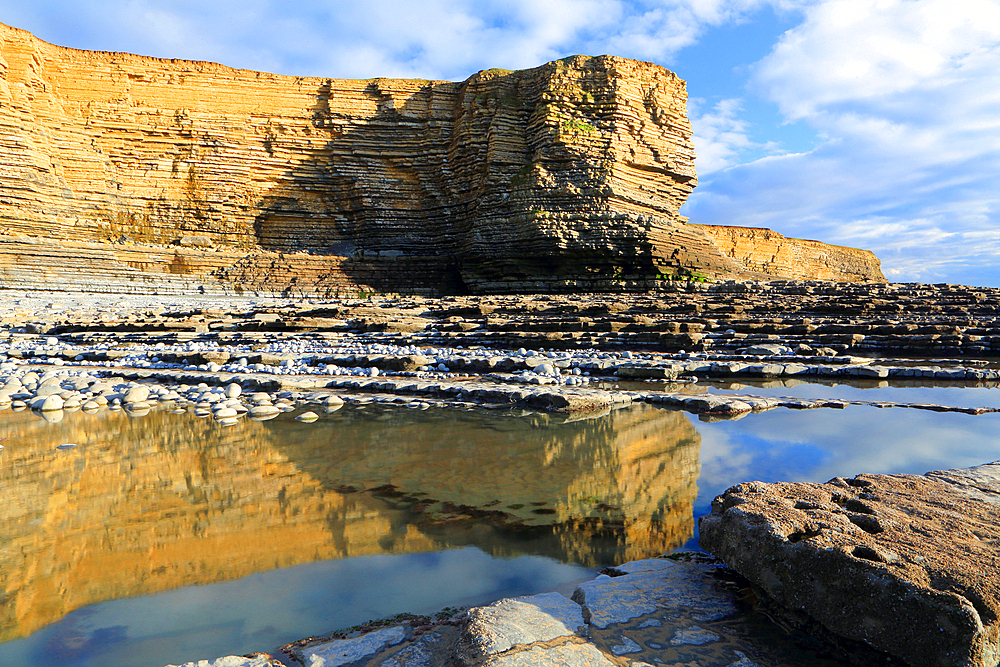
0 403 699 642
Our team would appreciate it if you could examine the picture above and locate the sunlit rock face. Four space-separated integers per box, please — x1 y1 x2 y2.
695 225 885 283
0 404 699 642
0 23 881 295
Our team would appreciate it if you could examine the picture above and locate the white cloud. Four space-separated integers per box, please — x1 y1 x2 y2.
689 0 1000 286
689 97 786 174
9 0 804 79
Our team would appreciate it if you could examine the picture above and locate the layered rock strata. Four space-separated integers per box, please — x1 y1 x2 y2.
12 280 1000 360
699 463 1000 667
0 23 883 294
696 225 884 283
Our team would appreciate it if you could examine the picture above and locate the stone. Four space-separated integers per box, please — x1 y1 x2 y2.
609 636 642 654
123 385 150 404
300 626 406 667
457 592 585 663
178 235 213 248
379 631 453 667
699 463 1000 667
669 626 720 646
32 394 64 411
745 343 793 356
680 395 752 416
225 383 242 398
478 643 615 667
166 654 283 667
295 411 319 422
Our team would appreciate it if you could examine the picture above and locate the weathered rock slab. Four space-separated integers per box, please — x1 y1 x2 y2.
299 625 407 666
457 592 585 662
167 655 283 667
699 463 1000 667
478 642 615 666
571 558 737 629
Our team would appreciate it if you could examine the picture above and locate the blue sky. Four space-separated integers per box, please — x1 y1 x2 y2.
6 0 1000 285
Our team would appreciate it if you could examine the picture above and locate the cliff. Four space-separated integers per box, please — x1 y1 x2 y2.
0 23 883 295
695 225 884 283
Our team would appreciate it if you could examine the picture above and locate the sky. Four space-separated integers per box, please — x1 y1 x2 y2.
5 0 1000 286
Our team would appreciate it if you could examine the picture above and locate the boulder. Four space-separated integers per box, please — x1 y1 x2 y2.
698 463 1000 667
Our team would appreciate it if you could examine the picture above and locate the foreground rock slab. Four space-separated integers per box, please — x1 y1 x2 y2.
699 462 1000 667
278 557 853 667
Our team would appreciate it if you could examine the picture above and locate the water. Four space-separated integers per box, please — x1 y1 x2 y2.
0 394 997 666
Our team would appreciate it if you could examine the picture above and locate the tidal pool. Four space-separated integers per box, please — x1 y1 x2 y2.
0 397 997 666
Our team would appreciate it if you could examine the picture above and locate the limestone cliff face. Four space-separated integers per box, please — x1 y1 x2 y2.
695 225 885 282
0 23 882 294
0 404 699 642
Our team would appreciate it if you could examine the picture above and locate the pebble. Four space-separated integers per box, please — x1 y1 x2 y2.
33 394 64 411
295 411 319 423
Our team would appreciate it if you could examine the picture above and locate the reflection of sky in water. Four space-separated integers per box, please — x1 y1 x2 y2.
0 548 594 667
685 405 1000 547
707 381 1000 409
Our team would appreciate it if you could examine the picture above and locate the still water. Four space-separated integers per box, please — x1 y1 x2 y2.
0 393 998 666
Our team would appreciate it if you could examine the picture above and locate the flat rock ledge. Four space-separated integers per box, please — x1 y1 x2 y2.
699 462 1000 667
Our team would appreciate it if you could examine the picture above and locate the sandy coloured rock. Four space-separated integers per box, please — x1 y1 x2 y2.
0 23 881 297
699 463 1000 667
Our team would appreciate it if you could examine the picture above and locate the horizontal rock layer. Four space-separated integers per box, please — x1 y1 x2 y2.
696 225 884 283
699 463 1000 667
0 23 883 295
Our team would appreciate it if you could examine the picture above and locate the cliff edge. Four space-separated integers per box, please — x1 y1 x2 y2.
0 23 884 295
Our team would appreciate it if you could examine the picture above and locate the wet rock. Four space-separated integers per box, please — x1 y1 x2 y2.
477 642 615 666
167 654 283 667
123 385 150 404
32 394 64 411
456 592 585 663
699 463 1000 667
299 625 407 667
571 559 737 629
